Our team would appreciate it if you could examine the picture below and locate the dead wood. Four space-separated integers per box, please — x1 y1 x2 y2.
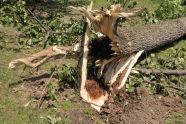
77 2 109 112
133 68 186 76
37 69 56 109
8 46 68 69
77 9 91 90
69 4 144 42
95 51 144 90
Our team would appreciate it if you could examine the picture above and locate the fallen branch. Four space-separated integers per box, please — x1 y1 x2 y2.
168 85 186 92
143 79 186 92
27 8 79 49
8 46 68 69
37 69 56 109
133 68 186 76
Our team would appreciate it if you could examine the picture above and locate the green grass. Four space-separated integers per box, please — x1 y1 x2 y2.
93 0 110 8
0 40 79 124
93 0 161 12
165 113 185 124
60 100 74 111
0 48 79 124
83 106 93 116
0 48 55 124
46 115 72 124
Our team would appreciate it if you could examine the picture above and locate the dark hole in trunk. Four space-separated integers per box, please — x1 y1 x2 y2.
89 36 114 60
87 36 115 91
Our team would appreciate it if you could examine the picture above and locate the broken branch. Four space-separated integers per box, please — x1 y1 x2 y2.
37 69 56 109
26 8 49 33
133 68 186 76
8 46 68 69
26 8 53 49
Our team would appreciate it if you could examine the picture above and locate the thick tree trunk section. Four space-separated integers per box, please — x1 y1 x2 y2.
114 17 186 55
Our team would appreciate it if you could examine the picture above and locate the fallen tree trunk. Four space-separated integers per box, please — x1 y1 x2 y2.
114 17 186 55
71 4 186 56
80 16 186 111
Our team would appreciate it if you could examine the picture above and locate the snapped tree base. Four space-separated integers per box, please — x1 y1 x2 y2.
83 35 144 111
77 2 109 111
75 3 186 111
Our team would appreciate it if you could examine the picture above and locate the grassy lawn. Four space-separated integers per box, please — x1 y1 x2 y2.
93 0 160 11
0 49 50 124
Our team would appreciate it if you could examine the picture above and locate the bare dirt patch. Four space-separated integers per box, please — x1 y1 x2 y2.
101 88 185 124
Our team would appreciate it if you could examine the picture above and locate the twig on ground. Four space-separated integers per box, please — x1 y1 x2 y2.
37 69 56 109
168 85 186 92
132 68 186 92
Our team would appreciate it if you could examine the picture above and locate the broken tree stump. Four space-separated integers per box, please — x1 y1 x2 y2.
75 4 186 111
77 2 108 112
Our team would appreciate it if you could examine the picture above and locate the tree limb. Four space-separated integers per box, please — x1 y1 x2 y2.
8 46 68 69
133 68 186 76
26 8 49 33
26 8 53 49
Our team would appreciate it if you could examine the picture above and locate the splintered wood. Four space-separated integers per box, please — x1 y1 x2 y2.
74 3 146 111
8 46 68 69
78 2 108 112
69 4 143 42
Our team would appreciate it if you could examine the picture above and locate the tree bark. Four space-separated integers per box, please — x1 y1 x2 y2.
133 68 186 76
113 17 186 55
